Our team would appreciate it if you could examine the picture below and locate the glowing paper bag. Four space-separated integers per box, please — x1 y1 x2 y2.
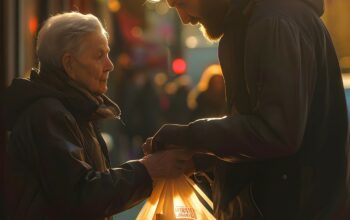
137 175 215 220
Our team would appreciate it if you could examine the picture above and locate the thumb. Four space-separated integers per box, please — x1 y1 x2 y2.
141 137 153 155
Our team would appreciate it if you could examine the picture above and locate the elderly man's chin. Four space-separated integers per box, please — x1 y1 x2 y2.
199 23 224 42
96 83 108 94
100 85 108 94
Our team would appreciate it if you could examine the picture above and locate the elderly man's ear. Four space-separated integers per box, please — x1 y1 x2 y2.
62 53 76 79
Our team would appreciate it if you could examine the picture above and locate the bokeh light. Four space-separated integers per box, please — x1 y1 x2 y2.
186 36 199 48
172 58 187 75
108 0 121 12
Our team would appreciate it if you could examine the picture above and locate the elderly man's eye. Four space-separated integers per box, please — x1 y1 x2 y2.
97 53 104 59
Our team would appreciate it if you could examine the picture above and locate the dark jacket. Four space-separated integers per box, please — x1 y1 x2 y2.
152 0 349 219
4 69 153 220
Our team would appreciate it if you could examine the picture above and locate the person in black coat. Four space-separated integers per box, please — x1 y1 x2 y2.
143 0 349 219
4 12 192 220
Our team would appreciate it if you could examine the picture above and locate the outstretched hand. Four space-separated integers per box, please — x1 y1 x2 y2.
140 149 194 180
142 124 189 154
141 137 153 155
141 137 182 155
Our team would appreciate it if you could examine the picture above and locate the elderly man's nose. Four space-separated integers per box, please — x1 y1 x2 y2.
106 57 114 72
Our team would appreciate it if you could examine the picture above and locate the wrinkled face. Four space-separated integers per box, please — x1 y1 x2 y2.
64 31 114 94
167 0 229 40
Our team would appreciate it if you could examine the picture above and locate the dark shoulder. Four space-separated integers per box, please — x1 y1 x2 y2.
31 98 71 116
20 98 76 128
246 0 322 45
249 0 319 27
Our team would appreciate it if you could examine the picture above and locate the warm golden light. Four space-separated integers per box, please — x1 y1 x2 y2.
108 0 121 12
323 0 350 72
137 176 215 219
154 72 168 87
197 64 222 92
29 16 38 35
165 82 178 95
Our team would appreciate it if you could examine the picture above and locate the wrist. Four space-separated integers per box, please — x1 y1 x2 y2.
153 124 190 151
139 157 154 180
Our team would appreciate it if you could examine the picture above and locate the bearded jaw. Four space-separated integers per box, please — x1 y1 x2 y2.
197 1 227 42
199 22 224 42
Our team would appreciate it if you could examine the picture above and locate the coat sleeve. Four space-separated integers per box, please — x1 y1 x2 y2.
192 153 219 172
153 17 313 161
29 98 152 218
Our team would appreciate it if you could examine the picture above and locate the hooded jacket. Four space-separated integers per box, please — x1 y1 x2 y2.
152 0 349 219
4 68 153 220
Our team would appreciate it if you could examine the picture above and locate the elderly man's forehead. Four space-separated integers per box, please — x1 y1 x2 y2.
92 42 110 52
80 32 109 51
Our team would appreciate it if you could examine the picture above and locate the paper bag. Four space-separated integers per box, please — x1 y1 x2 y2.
137 175 215 220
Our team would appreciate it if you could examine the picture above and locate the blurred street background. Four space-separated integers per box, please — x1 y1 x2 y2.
1 0 349 219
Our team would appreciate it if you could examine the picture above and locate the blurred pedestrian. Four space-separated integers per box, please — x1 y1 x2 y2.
165 75 193 124
189 65 226 120
4 12 192 220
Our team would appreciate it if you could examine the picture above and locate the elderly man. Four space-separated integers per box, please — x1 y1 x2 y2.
144 0 349 219
4 12 191 220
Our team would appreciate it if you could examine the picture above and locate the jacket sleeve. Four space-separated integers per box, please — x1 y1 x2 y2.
192 153 219 173
153 17 313 161
30 98 152 218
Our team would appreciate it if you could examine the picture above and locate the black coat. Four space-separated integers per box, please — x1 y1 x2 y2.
4 69 153 220
152 0 349 219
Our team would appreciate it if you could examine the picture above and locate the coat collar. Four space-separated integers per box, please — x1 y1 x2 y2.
33 67 121 121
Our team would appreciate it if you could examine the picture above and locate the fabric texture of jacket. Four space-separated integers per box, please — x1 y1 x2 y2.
152 0 349 219
4 68 153 220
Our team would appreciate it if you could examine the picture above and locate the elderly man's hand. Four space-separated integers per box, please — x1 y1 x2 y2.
140 149 193 180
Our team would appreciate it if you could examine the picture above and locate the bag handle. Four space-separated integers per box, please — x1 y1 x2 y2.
185 176 214 209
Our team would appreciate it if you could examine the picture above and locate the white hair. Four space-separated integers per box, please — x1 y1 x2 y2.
36 12 108 70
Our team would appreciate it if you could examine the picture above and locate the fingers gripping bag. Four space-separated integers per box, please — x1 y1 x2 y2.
137 175 215 220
